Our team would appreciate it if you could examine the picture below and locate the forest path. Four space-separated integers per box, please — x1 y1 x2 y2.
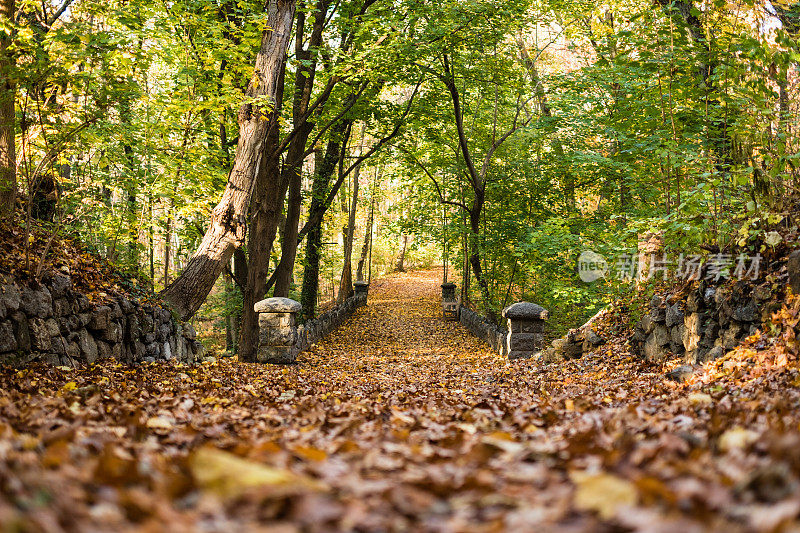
2 270 799 531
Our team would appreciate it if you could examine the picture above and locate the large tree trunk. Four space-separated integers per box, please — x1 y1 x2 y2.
0 0 14 217
273 1 330 297
239 121 287 362
161 0 295 320
356 166 378 281
300 120 350 319
395 234 408 272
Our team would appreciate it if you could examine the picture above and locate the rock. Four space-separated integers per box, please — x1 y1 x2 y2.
0 283 21 312
0 321 17 352
96 341 112 359
788 250 800 294
11 313 31 352
163 342 173 360
753 284 772 303
665 303 684 327
732 300 759 323
29 319 52 351
46 274 72 298
254 297 302 314
75 294 91 312
665 365 694 382
78 329 98 363
700 345 724 363
703 287 716 306
501 302 548 320
50 336 67 355
508 332 544 351
88 306 111 331
53 298 71 317
670 324 685 346
183 324 196 341
644 325 671 361
640 314 655 335
20 286 53 318
686 292 702 313
584 328 605 346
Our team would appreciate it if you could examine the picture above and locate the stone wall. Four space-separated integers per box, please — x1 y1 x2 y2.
458 305 508 356
297 291 367 352
0 273 202 366
255 290 368 364
632 280 775 363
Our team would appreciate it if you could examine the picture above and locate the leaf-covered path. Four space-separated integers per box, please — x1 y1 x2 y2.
3 269 800 531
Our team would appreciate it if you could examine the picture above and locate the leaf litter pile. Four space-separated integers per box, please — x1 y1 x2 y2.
3 269 800 532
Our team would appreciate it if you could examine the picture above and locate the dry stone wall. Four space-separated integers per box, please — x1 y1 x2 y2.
458 306 508 357
632 280 775 363
0 273 202 366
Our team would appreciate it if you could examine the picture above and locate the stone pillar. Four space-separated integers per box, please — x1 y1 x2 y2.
441 282 458 320
353 281 369 303
502 302 548 360
254 297 301 364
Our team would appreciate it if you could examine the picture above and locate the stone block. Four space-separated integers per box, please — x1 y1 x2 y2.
45 274 72 298
508 350 536 360
665 303 684 327
88 306 111 331
256 345 298 364
788 250 800 294
11 313 31 352
509 319 544 334
254 297 302 314
0 321 17 352
502 302 548 320
0 283 21 313
29 319 52 351
258 312 295 329
508 332 544 351
78 329 98 363
21 286 53 318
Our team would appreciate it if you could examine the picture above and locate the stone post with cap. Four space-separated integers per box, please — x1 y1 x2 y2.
254 297 302 364
353 280 369 305
502 302 549 360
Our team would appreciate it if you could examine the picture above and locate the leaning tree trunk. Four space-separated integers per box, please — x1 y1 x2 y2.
0 0 15 217
161 0 295 320
355 169 376 281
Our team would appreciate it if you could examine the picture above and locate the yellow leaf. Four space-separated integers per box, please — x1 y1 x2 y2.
62 382 77 392
189 446 324 499
573 471 638 519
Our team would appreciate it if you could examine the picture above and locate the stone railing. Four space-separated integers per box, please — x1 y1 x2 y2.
0 273 203 367
458 301 549 360
254 282 369 364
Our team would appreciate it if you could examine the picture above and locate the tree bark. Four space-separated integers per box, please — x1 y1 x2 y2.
273 0 330 297
161 0 295 320
239 119 287 362
0 0 14 217
356 166 377 281
395 233 408 272
300 119 351 319
338 161 359 302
